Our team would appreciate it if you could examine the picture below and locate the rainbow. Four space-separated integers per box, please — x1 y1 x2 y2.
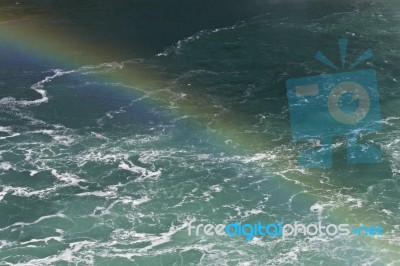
0 13 398 262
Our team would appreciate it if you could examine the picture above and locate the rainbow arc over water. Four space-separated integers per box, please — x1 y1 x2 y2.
0 13 398 262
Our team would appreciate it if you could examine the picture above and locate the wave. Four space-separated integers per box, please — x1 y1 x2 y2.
0 59 142 109
0 69 69 107
155 20 248 57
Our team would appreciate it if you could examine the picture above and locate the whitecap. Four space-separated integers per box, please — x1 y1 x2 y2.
0 69 72 107
118 160 161 181
209 184 223 193
0 162 13 171
51 169 86 186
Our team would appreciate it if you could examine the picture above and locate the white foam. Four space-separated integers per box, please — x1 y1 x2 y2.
156 21 243 57
77 190 117 198
51 170 85 186
20 236 64 245
79 62 124 75
381 209 393 216
90 132 109 140
0 212 66 231
243 208 267 218
0 186 54 202
76 148 130 167
138 150 162 164
0 126 13 134
138 222 188 252
31 129 76 145
118 160 161 181
0 240 16 249
0 131 20 140
29 170 39 176
77 184 120 199
127 195 150 206
344 196 363 209
0 162 13 171
0 69 72 107
209 184 223 193
0 185 58 201
242 152 276 163
10 240 95 265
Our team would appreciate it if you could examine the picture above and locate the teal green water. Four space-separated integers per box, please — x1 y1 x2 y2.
0 0 399 265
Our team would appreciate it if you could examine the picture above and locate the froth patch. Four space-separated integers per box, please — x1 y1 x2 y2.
118 160 162 181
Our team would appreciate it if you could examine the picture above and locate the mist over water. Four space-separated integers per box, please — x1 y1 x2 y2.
0 0 399 265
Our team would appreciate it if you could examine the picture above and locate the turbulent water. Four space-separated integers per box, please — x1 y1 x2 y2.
0 0 399 265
